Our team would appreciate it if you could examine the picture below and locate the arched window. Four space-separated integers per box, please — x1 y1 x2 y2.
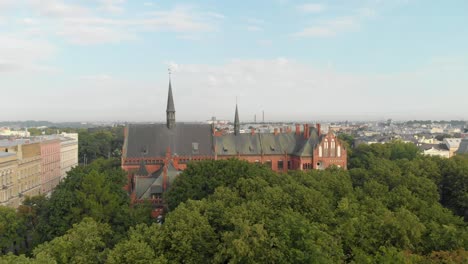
337 146 341 157
319 146 322 157
330 139 335 157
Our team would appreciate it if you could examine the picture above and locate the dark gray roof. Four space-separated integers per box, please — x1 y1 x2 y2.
135 162 180 199
0 152 16 158
136 159 149 176
166 80 175 112
419 143 448 151
124 123 213 158
215 128 320 157
457 139 468 154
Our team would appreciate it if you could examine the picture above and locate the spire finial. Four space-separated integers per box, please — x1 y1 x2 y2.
234 102 240 136
166 68 176 129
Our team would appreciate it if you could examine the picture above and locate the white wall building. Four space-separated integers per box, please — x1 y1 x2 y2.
443 138 462 157
59 134 79 181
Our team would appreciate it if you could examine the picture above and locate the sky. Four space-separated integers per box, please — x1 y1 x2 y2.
0 0 467 122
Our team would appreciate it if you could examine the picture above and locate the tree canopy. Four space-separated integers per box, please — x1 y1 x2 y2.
1 142 467 263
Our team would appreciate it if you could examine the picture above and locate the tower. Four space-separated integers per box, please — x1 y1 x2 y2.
234 104 240 135
166 73 176 129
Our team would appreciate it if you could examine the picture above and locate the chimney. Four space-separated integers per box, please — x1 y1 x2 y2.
280 128 283 133
251 128 255 135
295 124 300 135
316 123 321 137
274 128 279 136
303 124 308 139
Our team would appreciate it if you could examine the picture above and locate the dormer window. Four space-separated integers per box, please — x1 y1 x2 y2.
192 142 199 154
141 146 148 155
270 145 275 151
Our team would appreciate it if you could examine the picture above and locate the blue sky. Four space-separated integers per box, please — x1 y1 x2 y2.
1 0 467 122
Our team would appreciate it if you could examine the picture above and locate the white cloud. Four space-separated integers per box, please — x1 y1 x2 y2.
297 3 326 13
246 25 262 32
23 2 223 44
0 35 55 73
29 0 89 18
141 5 220 32
151 58 468 122
4 57 468 121
80 74 113 81
97 0 126 14
294 3 373 39
244 17 265 32
293 16 358 37
257 39 272 47
21 17 39 26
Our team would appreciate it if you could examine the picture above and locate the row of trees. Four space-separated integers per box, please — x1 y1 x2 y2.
28 126 125 164
1 142 467 263
0 159 152 257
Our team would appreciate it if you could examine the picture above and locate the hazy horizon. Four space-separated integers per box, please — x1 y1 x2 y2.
1 0 467 122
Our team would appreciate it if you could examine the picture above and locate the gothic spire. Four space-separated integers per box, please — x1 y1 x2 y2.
234 103 240 135
166 70 176 129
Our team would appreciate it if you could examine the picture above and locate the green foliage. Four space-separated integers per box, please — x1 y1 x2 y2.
34 158 132 244
78 127 124 163
33 218 113 264
0 206 25 254
438 155 468 220
3 142 468 263
165 159 275 210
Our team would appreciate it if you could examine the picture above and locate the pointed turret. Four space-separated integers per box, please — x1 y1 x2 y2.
166 77 176 129
234 104 240 135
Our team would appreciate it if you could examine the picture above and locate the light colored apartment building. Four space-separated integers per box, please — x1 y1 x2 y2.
16 143 42 201
59 134 79 181
0 152 19 208
40 138 61 194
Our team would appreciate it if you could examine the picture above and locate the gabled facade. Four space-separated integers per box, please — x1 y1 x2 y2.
122 77 348 206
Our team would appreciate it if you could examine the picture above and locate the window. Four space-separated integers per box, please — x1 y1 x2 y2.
192 142 199 154
319 146 322 157
265 160 272 169
287 160 292 169
277 160 284 170
337 146 341 157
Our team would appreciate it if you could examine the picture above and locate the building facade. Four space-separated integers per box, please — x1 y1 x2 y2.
0 152 19 208
122 79 347 205
40 139 61 195
16 143 42 202
59 135 79 181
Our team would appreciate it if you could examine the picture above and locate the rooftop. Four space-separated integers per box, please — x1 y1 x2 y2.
0 152 16 158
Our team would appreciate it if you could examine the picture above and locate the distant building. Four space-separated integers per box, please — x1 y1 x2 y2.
420 144 450 158
0 127 30 137
59 134 79 181
0 141 42 207
457 138 468 155
39 138 61 195
122 78 347 206
443 138 462 157
0 134 78 208
0 152 19 208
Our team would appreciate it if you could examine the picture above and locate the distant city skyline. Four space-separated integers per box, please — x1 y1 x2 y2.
1 0 467 122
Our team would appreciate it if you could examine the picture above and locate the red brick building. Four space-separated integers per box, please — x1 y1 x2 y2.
122 79 347 204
